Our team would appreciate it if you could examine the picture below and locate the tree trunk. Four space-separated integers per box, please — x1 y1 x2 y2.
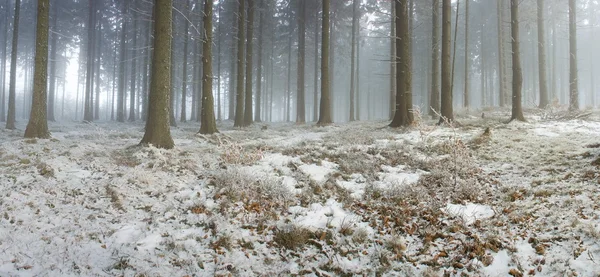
510 0 525 121
117 2 127 122
286 16 293 122
536 0 549 108
313 5 319 122
568 0 578 111
348 0 357 122
200 0 217 134
127 4 138 121
439 0 454 123
5 0 20 129
179 0 190 122
216 1 222 121
83 0 96 122
140 0 174 149
94 24 102 120
497 0 506 107
317 0 332 125
0 2 8 122
169 7 177 127
47 2 58 122
228 29 236 120
429 0 440 117
463 0 470 109
243 0 254 126
296 0 306 123
24 0 50 138
389 0 411 127
233 0 245 127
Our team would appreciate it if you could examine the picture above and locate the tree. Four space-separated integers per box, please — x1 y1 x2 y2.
568 0 578 111
439 0 454 124
509 0 525 122
83 0 96 122
255 0 263 122
233 0 245 127
140 0 174 149
199 0 217 134
180 0 190 122
389 0 396 119
47 2 58 122
497 0 507 107
537 0 549 108
24 0 50 138
296 0 306 123
463 0 470 109
389 0 411 127
317 0 332 126
348 0 357 122
129 1 139 122
116 1 128 122
243 0 254 126
5 0 20 130
429 0 440 117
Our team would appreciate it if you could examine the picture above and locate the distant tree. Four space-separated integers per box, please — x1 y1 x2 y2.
463 0 470 109
129 2 139 122
429 0 439 117
140 0 174 149
317 0 332 126
348 0 357 122
83 0 96 122
243 0 254 126
389 0 411 127
234 0 245 127
296 0 306 123
47 2 58 122
5 0 20 130
180 0 191 122
509 0 525 122
568 0 578 111
24 0 50 138
439 0 454 124
199 0 217 134
0 2 8 122
255 0 263 122
116 1 128 123
537 0 549 108
497 0 507 107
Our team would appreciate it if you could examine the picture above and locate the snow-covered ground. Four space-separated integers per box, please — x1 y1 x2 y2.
1 109 599 276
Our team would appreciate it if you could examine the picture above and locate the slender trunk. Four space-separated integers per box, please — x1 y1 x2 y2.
5 0 20 129
356 18 361 121
128 5 139 121
348 0 357 122
117 2 127 122
48 2 58 121
244 0 254 126
497 0 506 107
217 1 222 121
510 0 525 121
286 17 293 122
537 0 549 107
233 0 245 127
169 7 177 127
313 5 319 121
429 0 440 116
317 0 332 125
439 0 454 123
463 0 469 109
568 0 578 111
94 23 102 120
296 0 306 123
83 0 96 122
199 0 217 134
390 0 411 127
228 30 236 120
180 0 190 122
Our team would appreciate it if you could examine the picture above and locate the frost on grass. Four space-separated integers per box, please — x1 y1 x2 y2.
1 114 600 276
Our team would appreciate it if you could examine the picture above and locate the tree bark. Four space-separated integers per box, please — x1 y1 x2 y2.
117 2 127 122
233 0 245 127
129 3 139 122
5 0 20 129
140 0 174 149
313 4 319 122
200 0 217 134
348 0 357 122
317 0 332 125
179 0 190 122
537 0 549 108
243 0 254 126
297 0 306 123
24 0 50 138
83 0 96 122
463 0 470 109
389 0 411 127
47 2 58 122
429 0 440 117
510 0 525 121
497 0 506 107
439 0 454 124
568 0 578 111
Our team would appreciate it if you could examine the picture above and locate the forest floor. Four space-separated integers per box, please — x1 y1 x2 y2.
1 108 599 277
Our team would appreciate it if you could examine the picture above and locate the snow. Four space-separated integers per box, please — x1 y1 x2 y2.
1 109 600 276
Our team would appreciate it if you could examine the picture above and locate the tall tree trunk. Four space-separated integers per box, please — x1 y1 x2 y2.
117 2 127 122
179 0 190 122
47 2 58 122
0 2 8 122
510 0 525 121
233 0 245 127
429 0 440 117
406 0 414 122
200 0 217 134
313 5 319 122
439 0 454 123
140 0 174 149
356 15 361 121
141 14 152 120
94 24 102 120
537 0 549 108
551 17 557 101
286 16 293 122
216 1 222 121
463 0 470 109
297 0 306 123
497 0 506 107
348 0 357 122
568 0 578 111
83 0 96 122
389 0 411 127
169 7 177 127
129 4 139 121
317 0 332 125
25 0 50 138
5 0 20 129
243 0 254 126
228 29 236 120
